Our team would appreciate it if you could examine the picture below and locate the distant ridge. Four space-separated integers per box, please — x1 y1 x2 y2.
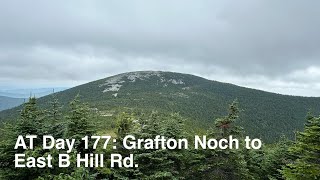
0 87 68 98
0 96 25 111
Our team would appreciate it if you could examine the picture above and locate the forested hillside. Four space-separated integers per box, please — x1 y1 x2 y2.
1 71 320 142
0 96 25 111
1 96 319 179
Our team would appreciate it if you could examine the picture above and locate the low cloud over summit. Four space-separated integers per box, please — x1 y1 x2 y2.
1 0 320 96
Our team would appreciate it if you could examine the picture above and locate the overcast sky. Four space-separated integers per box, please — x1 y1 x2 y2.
1 0 320 96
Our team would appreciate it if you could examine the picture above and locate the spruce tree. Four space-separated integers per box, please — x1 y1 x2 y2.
0 97 46 179
112 112 137 179
112 112 189 179
281 114 320 179
45 94 64 138
0 123 21 179
65 94 95 154
257 137 290 180
193 100 251 179
17 97 44 136
214 99 243 137
133 113 187 179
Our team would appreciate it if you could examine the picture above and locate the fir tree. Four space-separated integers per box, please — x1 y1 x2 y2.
16 97 44 136
111 112 137 179
44 94 64 138
0 97 47 179
193 100 251 180
214 99 243 137
112 112 189 179
65 94 95 154
257 136 291 180
133 113 187 179
281 114 320 179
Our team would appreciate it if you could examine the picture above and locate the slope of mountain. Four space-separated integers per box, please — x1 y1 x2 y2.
0 96 25 111
1 71 319 142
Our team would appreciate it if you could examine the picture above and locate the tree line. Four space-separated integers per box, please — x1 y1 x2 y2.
0 95 319 179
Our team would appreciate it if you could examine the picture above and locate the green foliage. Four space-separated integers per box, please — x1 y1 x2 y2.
36 167 96 180
190 100 252 180
16 97 44 136
46 94 63 123
65 94 95 154
260 137 291 180
214 99 243 137
0 96 98 180
281 114 320 179
243 136 292 180
0 97 47 179
134 113 187 179
2 71 320 142
116 112 135 138
44 94 65 138
0 84 319 179
66 95 93 138
0 123 22 179
112 112 189 179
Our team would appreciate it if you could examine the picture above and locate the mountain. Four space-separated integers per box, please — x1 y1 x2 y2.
1 71 320 142
0 96 25 111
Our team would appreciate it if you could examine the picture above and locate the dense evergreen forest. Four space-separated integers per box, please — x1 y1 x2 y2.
0 95 319 179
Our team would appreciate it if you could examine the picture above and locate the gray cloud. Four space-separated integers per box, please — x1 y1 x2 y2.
1 0 320 96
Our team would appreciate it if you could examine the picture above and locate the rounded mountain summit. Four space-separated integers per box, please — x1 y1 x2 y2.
1 71 320 143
